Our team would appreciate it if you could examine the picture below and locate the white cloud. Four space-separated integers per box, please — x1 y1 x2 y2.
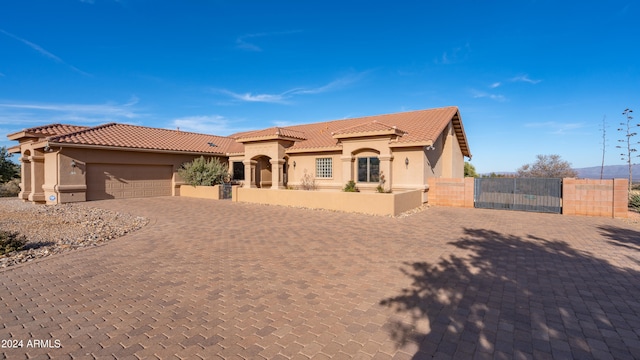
0 29 91 76
235 30 302 52
435 43 471 65
510 74 541 84
524 121 583 134
218 72 368 104
0 97 144 128
170 115 249 136
490 82 501 89
471 89 506 102
219 90 289 104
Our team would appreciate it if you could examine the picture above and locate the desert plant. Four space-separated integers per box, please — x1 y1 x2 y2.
630 191 640 211
343 180 359 192
617 108 638 191
376 172 390 193
300 170 317 190
0 179 20 197
178 156 229 186
0 230 27 255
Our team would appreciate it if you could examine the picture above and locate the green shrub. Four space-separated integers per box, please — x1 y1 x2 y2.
0 230 27 255
343 180 359 192
178 157 229 186
629 192 640 210
0 179 20 197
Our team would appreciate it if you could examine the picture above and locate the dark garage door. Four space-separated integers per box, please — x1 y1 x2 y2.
86 164 173 201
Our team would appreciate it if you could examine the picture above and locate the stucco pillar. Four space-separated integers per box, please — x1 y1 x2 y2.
243 160 257 188
379 154 393 191
18 155 31 201
270 159 285 189
341 155 353 184
28 154 45 203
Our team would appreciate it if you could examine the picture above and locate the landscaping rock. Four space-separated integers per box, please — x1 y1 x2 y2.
0 198 148 268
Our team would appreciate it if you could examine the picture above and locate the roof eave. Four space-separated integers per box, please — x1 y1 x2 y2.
236 135 304 143
47 142 227 156
389 140 434 148
286 146 343 154
7 131 31 141
451 110 472 158
332 129 405 139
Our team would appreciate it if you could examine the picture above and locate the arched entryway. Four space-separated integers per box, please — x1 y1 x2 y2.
253 155 272 188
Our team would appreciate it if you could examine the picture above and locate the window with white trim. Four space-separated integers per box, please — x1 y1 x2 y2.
315 158 333 178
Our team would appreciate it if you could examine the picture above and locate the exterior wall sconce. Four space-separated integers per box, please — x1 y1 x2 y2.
405 157 409 169
293 161 296 169
70 160 77 175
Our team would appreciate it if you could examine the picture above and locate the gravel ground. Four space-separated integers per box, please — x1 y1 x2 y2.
0 198 148 268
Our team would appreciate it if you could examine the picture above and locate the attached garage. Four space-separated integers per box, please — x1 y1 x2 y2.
86 164 173 200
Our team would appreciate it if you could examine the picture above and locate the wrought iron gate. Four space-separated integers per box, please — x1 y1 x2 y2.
474 178 562 213
219 183 232 200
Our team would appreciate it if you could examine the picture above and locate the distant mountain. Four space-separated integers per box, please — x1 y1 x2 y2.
480 165 640 180
575 164 640 180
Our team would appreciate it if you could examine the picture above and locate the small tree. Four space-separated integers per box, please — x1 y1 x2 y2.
178 156 229 186
516 154 578 178
464 162 478 178
0 146 19 183
617 108 638 191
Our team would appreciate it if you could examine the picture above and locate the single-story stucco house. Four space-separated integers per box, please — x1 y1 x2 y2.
8 106 471 205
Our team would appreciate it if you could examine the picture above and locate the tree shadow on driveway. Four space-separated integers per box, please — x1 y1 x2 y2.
597 225 640 252
380 228 640 359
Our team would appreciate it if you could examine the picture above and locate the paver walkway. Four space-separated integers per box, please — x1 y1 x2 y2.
1 197 640 359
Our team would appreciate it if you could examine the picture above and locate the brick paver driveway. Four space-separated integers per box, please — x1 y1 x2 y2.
2 197 640 359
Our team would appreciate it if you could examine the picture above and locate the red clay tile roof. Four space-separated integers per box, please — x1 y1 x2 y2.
9 107 470 158
229 106 470 156
7 123 89 140
47 123 243 155
331 121 406 136
234 127 307 142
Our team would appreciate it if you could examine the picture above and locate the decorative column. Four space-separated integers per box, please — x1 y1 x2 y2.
379 154 393 191
270 159 285 189
18 154 31 201
341 155 353 184
28 154 45 203
243 159 257 188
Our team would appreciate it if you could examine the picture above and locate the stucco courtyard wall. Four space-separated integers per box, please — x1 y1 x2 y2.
233 187 423 216
179 185 222 200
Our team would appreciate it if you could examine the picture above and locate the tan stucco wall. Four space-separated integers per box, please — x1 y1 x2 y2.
450 126 465 178
287 151 343 190
179 185 222 200
234 187 423 216
390 147 425 191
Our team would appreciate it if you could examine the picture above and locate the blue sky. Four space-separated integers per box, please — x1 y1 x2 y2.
1 1 638 173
